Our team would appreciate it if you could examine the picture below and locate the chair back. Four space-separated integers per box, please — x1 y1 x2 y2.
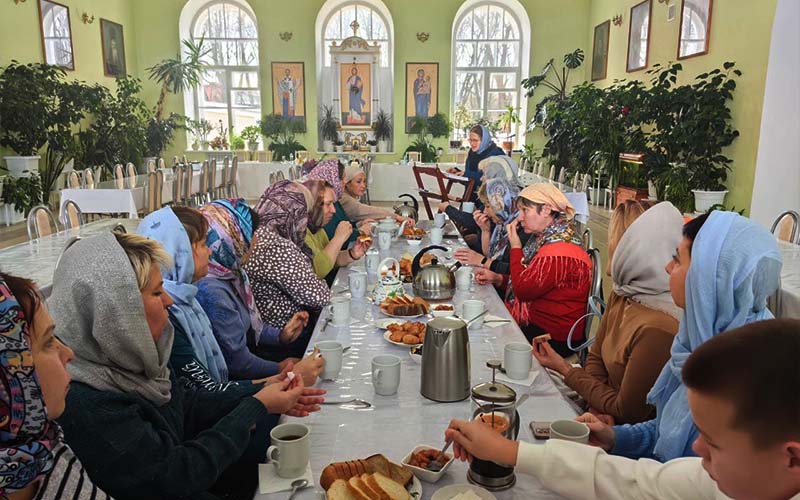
146 172 158 213
147 159 156 174
275 169 285 182
27 205 58 240
159 158 167 170
155 169 164 207
770 210 799 243
84 168 95 189
209 159 217 193
61 200 83 229
582 228 593 252
219 157 229 194
588 248 603 299
173 165 185 204
228 157 239 197
548 165 556 182
288 165 296 180
114 164 125 189
67 171 81 189
181 155 188 165
295 164 302 179
558 167 567 185
200 161 210 196
571 172 579 190
269 172 276 185
181 163 193 204
126 162 137 188
580 173 591 193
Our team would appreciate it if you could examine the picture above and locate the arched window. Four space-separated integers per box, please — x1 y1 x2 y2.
321 2 391 67
451 1 530 147
183 0 261 139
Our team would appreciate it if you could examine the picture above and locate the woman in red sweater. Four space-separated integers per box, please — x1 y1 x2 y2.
475 183 592 356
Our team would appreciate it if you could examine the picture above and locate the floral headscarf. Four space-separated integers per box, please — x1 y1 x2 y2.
307 160 343 200
0 277 60 493
301 159 319 176
255 180 313 257
201 199 263 334
484 178 520 259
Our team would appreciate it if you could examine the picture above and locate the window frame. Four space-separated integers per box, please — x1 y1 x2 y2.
320 1 391 68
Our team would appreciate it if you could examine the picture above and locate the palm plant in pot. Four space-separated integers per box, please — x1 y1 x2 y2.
372 109 392 153
241 125 261 152
318 105 340 152
405 113 451 162
497 105 520 153
260 114 306 160
646 62 741 213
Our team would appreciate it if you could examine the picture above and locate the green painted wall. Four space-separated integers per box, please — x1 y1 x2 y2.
131 0 590 161
0 0 138 158
586 0 777 212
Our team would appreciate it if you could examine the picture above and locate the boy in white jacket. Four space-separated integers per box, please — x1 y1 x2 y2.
446 319 800 500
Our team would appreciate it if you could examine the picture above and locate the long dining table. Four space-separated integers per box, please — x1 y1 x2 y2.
254 220 575 500
0 218 140 297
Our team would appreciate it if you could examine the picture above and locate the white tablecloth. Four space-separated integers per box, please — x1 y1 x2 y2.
778 240 800 318
236 162 296 200
254 221 574 500
368 163 461 203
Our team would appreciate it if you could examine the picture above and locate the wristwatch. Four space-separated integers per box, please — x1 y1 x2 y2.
480 256 488 266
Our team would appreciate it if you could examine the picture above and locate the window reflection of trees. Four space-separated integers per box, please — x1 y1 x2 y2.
322 3 390 67
41 2 73 68
680 1 709 57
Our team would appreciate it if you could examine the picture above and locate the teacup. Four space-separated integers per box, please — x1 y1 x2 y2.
267 423 310 478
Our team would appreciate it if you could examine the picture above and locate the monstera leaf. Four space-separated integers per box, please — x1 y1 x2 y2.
564 49 585 70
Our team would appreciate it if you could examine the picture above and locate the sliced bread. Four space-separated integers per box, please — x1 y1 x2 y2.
366 472 410 500
348 476 379 500
327 479 365 500
361 474 390 500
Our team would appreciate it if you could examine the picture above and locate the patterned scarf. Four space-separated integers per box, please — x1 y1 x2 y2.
485 178 520 259
301 159 319 176
201 199 263 335
255 180 313 258
0 277 60 494
307 160 343 200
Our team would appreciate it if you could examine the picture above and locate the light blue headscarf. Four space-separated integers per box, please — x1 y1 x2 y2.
485 178 520 259
647 210 782 460
476 124 492 154
138 208 229 383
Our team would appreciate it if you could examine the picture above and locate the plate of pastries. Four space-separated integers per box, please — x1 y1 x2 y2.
403 226 426 238
383 321 426 347
380 294 430 318
321 453 421 500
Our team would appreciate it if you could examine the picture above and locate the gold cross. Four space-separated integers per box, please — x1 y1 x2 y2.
350 19 360 36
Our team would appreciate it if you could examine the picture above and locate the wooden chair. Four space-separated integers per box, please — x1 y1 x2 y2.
771 210 799 243
126 163 137 188
61 200 84 230
92 166 102 185
206 159 217 203
217 157 229 199
67 171 81 189
412 164 476 220
227 157 239 197
288 165 297 180
27 205 58 240
275 170 285 182
156 169 165 207
558 167 567 187
114 164 125 189
182 164 193 207
147 159 156 174
195 161 210 207
145 172 159 214
172 164 185 205
84 168 96 189
548 165 556 183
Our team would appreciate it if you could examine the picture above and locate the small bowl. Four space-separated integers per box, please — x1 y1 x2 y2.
430 304 455 317
407 238 423 247
402 444 454 483
409 345 422 364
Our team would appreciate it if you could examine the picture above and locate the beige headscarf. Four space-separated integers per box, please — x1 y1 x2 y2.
343 163 364 184
518 183 576 220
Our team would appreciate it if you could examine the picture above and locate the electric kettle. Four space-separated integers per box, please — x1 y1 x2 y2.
420 317 470 402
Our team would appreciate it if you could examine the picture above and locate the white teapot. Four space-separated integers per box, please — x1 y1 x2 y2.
372 257 405 304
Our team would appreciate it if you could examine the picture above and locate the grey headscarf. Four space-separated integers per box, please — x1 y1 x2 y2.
49 232 173 405
611 202 684 319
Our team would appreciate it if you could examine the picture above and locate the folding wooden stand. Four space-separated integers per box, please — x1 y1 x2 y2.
412 164 476 220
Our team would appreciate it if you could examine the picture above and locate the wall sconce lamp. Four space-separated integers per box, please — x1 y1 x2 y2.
612 14 623 26
416 32 430 43
279 31 293 42
82 12 95 24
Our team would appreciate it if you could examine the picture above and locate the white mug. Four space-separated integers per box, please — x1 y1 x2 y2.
455 266 474 290
462 299 485 328
315 340 343 380
365 249 380 273
348 272 367 298
267 423 310 478
504 342 533 380
430 227 444 245
434 213 446 228
372 355 401 396
462 201 475 213
550 420 590 444
377 231 392 251
327 296 350 326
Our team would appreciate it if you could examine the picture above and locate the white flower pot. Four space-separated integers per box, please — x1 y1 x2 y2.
0 204 24 226
4 156 40 178
192 142 199 151
647 180 658 200
370 145 377 153
692 189 728 213
200 141 210 151
335 145 344 153
378 140 389 153
323 140 334 153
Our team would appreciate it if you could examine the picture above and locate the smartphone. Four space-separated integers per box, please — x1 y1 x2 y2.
530 421 551 440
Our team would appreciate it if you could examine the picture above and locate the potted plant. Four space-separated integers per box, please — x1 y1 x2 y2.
333 138 345 153
646 62 741 212
241 125 261 151
189 118 213 150
230 133 245 151
145 113 184 167
497 105 520 153
405 113 452 162
260 114 306 160
318 105 339 152
367 139 378 153
1 172 43 218
372 109 393 153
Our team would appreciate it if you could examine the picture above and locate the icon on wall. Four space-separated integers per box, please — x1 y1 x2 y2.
591 20 610 81
271 62 306 128
405 63 439 133
340 62 371 127
100 19 126 77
